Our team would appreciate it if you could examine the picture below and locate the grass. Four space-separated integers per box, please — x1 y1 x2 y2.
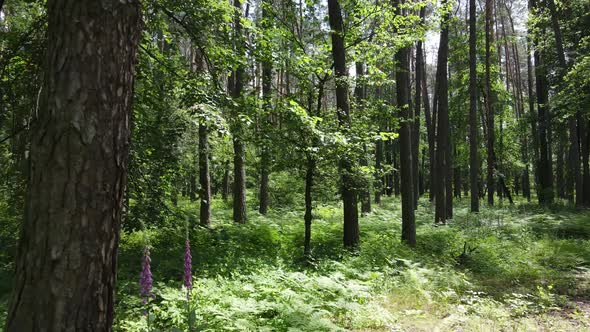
109 195 590 331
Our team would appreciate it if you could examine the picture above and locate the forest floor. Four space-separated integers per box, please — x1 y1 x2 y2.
2 195 590 331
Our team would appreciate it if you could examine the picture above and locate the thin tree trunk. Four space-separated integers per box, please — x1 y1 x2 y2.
304 80 324 257
222 160 230 201
355 61 371 214
469 0 479 212
485 0 496 206
199 123 211 226
259 0 272 215
232 0 247 223
5 0 141 329
580 117 590 206
421 43 434 202
414 19 424 208
434 0 450 224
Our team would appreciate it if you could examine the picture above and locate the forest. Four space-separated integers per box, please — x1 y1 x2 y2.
1 0 590 330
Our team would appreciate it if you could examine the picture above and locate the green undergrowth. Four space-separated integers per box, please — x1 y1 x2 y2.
113 197 590 331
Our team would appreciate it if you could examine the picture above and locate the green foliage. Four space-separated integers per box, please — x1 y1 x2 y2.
108 197 590 331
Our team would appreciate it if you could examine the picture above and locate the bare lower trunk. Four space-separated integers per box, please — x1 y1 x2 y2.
199 123 211 226
328 0 359 248
5 1 141 330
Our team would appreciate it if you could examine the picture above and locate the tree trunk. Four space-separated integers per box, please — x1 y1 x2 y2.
422 46 434 202
532 0 554 205
232 0 247 223
304 79 325 257
199 123 211 227
393 141 400 196
580 117 590 206
222 160 230 201
355 61 371 214
5 0 141 330
434 0 450 224
375 87 383 205
469 0 480 212
395 0 416 246
556 140 565 198
414 30 423 207
258 0 272 215
328 0 359 248
485 0 496 206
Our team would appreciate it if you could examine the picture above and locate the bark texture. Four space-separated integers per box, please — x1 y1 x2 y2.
5 0 141 330
328 0 359 248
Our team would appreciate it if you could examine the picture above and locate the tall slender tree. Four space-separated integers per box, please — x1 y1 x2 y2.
395 0 416 245
469 0 479 212
434 0 450 223
231 0 247 223
530 0 554 204
258 0 272 215
485 0 497 206
328 0 359 248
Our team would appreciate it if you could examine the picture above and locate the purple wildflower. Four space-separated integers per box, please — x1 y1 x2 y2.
183 239 192 290
140 246 154 305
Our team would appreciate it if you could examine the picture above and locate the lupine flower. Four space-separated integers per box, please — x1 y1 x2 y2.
183 239 192 290
140 246 154 305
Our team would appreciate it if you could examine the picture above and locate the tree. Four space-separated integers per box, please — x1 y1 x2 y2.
530 0 554 205
5 0 141 329
231 0 247 223
469 0 479 212
258 0 272 215
485 0 496 206
327 0 359 248
394 0 416 245
434 0 451 223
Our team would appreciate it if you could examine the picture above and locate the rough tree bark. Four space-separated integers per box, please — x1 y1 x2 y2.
328 0 359 248
5 0 141 330
231 0 247 223
395 0 416 245
434 0 450 223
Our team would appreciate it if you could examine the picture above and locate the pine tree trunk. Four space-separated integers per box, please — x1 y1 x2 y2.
395 0 416 245
222 160 230 201
422 48 434 202
393 141 400 197
258 0 272 215
485 0 496 206
5 1 141 330
328 0 359 248
469 0 480 212
303 79 324 257
414 21 424 207
532 0 554 204
434 0 450 224
232 0 247 223
580 117 590 206
556 141 565 199
355 62 371 214
199 123 211 226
